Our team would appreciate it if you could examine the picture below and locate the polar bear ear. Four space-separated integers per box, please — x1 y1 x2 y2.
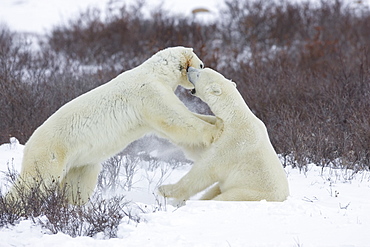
230 80 237 87
210 84 222 95
183 47 193 55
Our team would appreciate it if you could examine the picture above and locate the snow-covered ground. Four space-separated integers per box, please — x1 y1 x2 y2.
1 138 370 247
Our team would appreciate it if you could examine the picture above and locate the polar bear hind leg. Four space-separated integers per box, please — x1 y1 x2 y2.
200 183 221 200
60 163 101 204
6 157 66 202
212 188 266 201
159 163 217 201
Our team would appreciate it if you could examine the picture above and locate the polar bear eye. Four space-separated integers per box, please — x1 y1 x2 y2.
200 64 204 69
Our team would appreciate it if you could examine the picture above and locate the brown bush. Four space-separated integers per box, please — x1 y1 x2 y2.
0 167 140 237
47 1 218 69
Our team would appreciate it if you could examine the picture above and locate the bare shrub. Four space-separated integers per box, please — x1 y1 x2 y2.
97 153 140 193
0 168 141 238
97 141 190 195
98 155 124 193
39 194 133 238
47 1 218 69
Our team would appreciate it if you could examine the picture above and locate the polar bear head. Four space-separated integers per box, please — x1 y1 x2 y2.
187 67 237 108
150 47 204 90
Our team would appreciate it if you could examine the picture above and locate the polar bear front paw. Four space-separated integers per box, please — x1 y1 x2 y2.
158 184 187 201
158 184 174 197
168 198 186 207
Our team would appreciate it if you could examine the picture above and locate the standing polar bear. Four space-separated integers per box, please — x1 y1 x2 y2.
159 67 289 202
8 47 222 204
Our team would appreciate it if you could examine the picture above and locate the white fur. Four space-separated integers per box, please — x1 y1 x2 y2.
8 47 222 204
159 67 290 202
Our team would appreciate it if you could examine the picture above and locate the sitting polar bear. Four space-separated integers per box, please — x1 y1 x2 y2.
8 47 222 204
159 67 289 202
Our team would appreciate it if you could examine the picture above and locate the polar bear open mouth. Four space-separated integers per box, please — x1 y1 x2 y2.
187 66 200 94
